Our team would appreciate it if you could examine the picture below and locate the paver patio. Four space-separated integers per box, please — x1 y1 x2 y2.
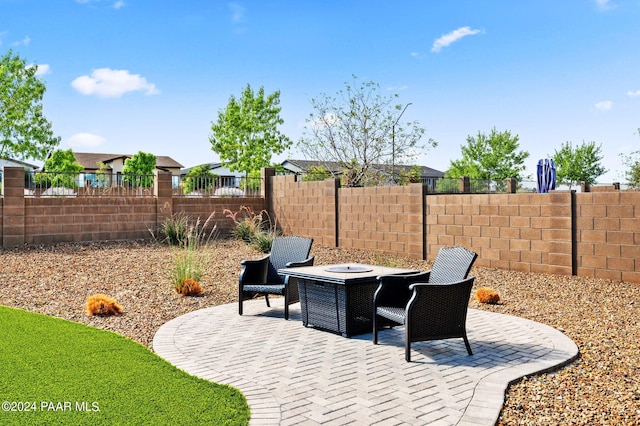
153 298 578 425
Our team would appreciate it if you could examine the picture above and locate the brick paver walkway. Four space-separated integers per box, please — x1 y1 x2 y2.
153 299 578 425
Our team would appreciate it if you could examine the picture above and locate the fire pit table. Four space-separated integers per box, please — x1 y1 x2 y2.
278 263 418 337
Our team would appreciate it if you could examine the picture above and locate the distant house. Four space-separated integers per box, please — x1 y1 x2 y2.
180 162 245 187
69 152 183 175
0 157 39 171
42 152 184 189
280 159 444 187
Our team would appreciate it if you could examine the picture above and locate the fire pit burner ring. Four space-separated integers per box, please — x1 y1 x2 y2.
324 265 373 273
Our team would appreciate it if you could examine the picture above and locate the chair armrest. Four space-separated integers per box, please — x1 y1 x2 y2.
406 276 475 318
285 255 315 269
239 254 270 285
374 271 431 308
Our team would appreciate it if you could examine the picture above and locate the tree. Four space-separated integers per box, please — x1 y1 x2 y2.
0 49 60 160
180 164 216 194
619 129 640 189
209 84 292 179
298 76 435 187
36 149 83 188
446 128 530 182
122 151 156 188
552 140 607 188
302 165 332 182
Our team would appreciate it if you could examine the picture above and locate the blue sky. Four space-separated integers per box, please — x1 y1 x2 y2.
2 0 639 182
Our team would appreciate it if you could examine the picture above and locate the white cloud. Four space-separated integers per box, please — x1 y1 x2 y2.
387 85 408 92
34 64 51 76
431 26 482 53
595 101 613 111
627 90 640 98
13 36 30 46
68 133 106 148
229 2 246 23
595 0 616 10
71 68 160 98
76 0 125 9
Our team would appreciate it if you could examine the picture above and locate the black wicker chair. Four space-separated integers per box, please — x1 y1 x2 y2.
238 236 314 320
373 246 478 361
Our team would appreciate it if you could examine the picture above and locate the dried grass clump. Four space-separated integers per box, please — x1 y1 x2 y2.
86 294 123 316
176 278 203 297
476 286 501 304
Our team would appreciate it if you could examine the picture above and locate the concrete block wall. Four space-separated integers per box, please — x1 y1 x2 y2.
270 175 338 247
25 197 157 244
575 191 640 283
2 166 639 284
425 192 573 275
270 174 639 284
338 184 424 259
1 167 266 247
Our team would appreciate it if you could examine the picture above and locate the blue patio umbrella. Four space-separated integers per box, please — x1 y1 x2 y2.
536 159 556 193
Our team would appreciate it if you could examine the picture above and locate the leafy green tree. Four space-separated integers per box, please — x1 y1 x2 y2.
181 164 216 194
298 76 435 187
209 84 292 179
619 129 640 189
0 49 60 160
552 140 607 188
446 128 529 181
302 165 332 182
122 151 156 188
397 165 422 185
36 149 83 188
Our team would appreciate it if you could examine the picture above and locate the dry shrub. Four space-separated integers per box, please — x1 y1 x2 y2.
176 278 203 297
476 286 501 304
86 294 123 316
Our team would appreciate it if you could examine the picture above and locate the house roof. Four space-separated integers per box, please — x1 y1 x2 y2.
70 152 183 171
0 157 39 170
281 159 444 178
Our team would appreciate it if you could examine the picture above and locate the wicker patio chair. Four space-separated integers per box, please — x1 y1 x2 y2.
373 246 478 361
238 236 314 320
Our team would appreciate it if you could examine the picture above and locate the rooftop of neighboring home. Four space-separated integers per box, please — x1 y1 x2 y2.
70 152 183 172
0 157 39 170
280 159 445 178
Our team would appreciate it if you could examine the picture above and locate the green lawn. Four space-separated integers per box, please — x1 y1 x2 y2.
0 306 250 425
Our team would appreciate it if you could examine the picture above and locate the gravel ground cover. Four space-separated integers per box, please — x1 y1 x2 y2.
0 239 638 425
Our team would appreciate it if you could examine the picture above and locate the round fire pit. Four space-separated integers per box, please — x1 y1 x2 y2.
324 265 373 273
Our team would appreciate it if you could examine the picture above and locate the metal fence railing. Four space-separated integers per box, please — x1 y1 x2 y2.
24 171 156 197
173 175 262 198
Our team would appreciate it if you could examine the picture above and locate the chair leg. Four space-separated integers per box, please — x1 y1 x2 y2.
238 288 243 315
463 335 473 355
372 314 378 344
405 321 411 362
284 292 289 320
265 294 270 307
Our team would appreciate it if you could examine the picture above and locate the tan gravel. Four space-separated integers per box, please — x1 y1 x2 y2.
1 239 639 425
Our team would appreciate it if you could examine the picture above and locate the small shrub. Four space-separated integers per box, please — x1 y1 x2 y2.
252 231 274 253
86 294 123 316
157 211 218 248
160 211 190 246
224 206 266 243
171 248 206 292
476 286 501 304
175 278 203 297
